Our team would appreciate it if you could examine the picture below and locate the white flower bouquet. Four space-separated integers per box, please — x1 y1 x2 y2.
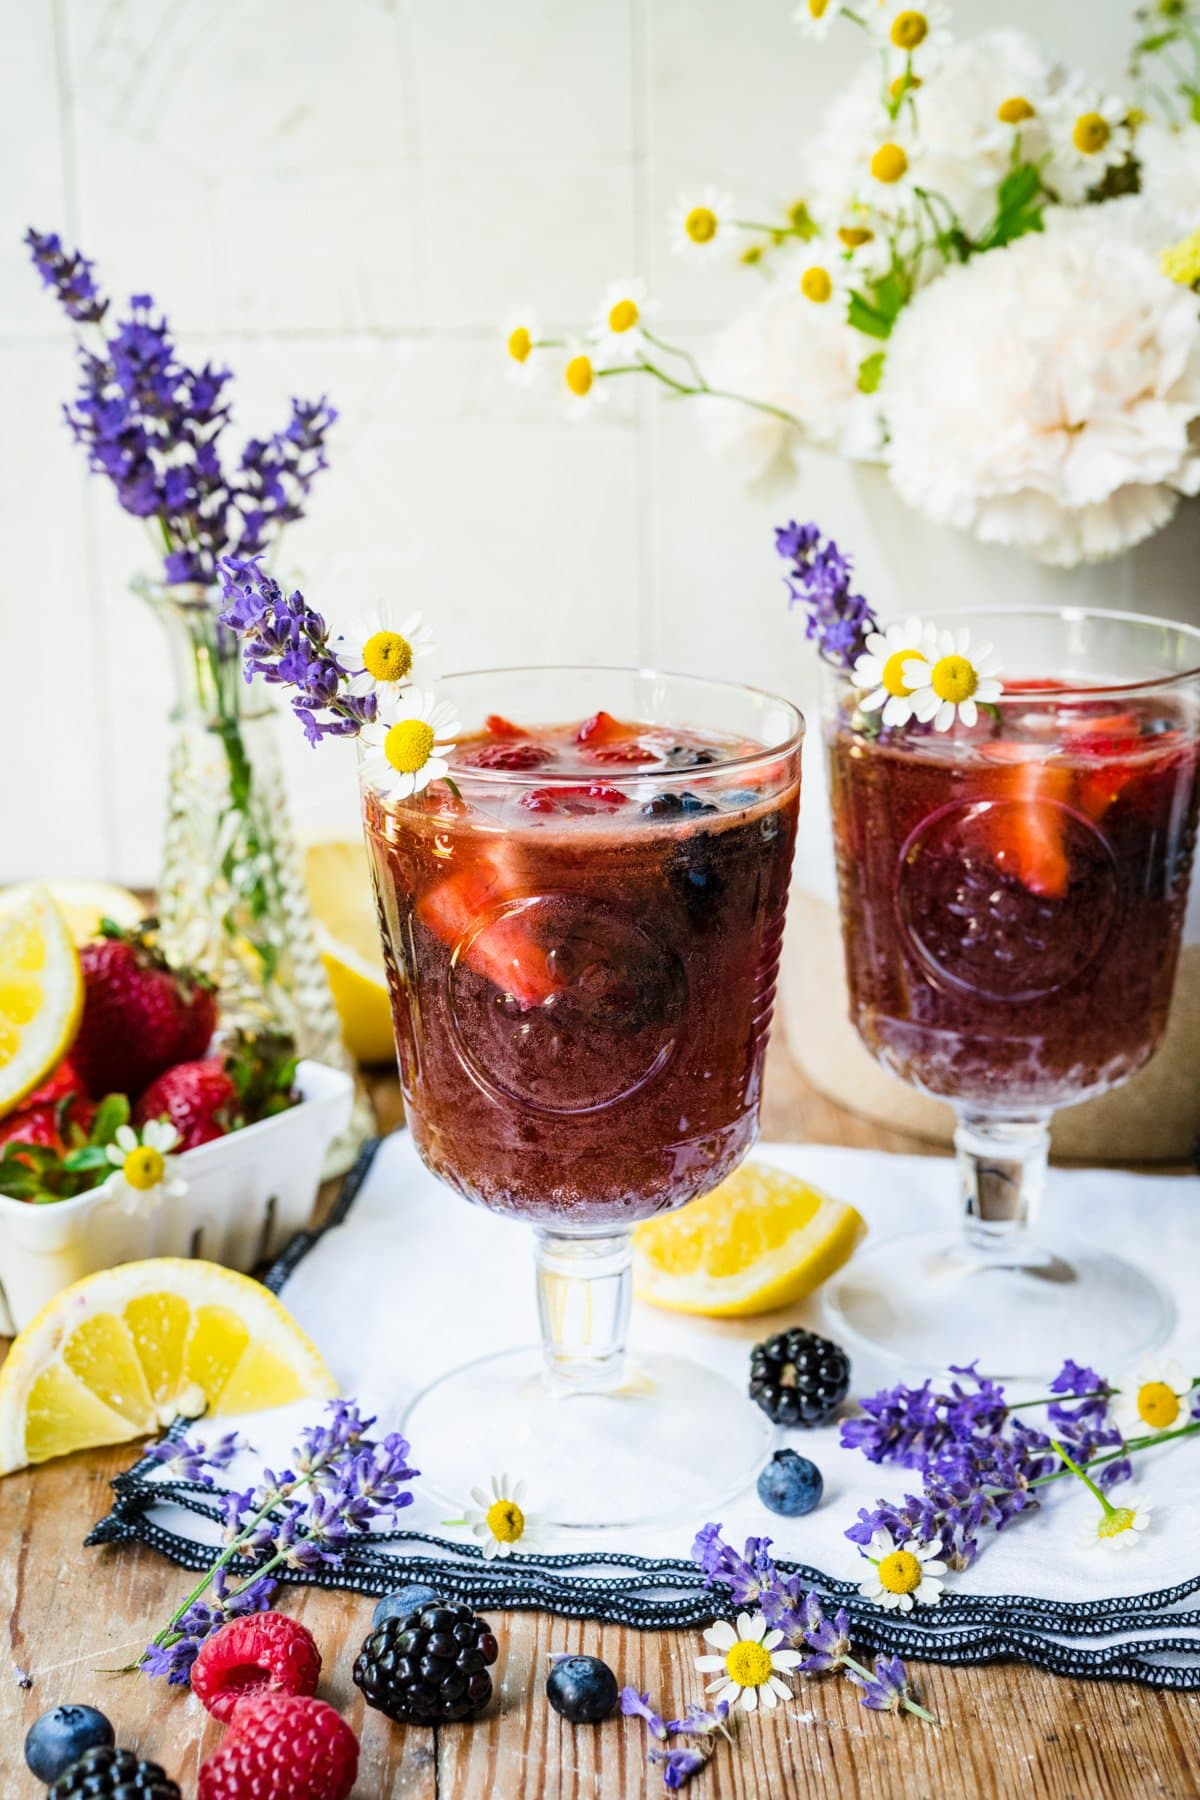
507 0 1200 569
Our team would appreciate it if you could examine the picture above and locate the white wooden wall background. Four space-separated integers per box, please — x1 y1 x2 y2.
0 0 1132 884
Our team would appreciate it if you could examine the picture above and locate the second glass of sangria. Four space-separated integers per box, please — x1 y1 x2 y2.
824 608 1200 1377
361 668 803 1527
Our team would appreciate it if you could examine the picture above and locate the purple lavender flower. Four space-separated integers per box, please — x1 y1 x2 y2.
648 1746 709 1789
690 1524 777 1607
25 228 107 323
140 1568 277 1684
796 1600 852 1674
850 1653 912 1713
621 1687 669 1741
143 1429 243 1486
776 520 877 669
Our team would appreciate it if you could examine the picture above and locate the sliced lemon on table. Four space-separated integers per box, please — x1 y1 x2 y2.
0 1258 338 1474
633 1160 867 1318
0 878 145 946
0 886 83 1117
305 839 396 1063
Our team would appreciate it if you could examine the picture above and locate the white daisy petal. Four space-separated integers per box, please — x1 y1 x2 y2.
694 1655 728 1672
735 1611 756 1640
704 1620 738 1651
740 1685 758 1712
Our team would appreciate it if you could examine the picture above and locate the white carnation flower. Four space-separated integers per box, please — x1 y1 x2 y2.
700 277 884 482
1137 121 1200 235
881 214 1200 566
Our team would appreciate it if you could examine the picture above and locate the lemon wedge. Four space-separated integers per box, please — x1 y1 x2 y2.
0 878 145 946
0 1258 338 1473
633 1160 867 1318
0 887 83 1117
304 840 395 1063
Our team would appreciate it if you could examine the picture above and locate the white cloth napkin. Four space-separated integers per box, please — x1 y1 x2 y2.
107 1134 1200 1682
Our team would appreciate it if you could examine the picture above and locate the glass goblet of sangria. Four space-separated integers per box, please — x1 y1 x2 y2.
360 668 803 1528
824 608 1200 1377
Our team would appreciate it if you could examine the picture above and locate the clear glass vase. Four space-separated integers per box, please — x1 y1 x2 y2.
141 579 372 1175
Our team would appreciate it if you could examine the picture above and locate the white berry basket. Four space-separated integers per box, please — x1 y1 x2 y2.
0 1060 355 1336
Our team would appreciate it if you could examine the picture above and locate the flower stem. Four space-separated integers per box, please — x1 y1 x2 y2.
838 1653 939 1726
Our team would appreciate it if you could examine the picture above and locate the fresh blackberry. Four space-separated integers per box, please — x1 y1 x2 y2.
48 1744 181 1799
748 1327 851 1427
352 1601 499 1725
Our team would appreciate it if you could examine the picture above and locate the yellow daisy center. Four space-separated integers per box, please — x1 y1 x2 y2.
1136 1380 1180 1429
997 96 1036 124
871 143 909 184
608 298 640 333
362 630 413 684
1161 230 1200 287
507 325 533 364
685 206 719 245
808 0 830 15
725 1640 774 1687
1097 1507 1138 1540
881 648 920 697
123 1146 165 1191
485 1498 525 1544
800 266 834 303
838 225 874 248
384 719 436 775
741 244 764 266
891 10 928 50
565 354 595 397
1073 111 1111 155
930 654 977 704
889 72 922 101
878 1549 923 1595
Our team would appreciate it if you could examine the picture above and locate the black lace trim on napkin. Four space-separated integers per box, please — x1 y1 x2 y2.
87 1139 1200 1690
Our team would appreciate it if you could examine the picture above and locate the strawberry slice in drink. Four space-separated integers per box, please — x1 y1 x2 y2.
980 748 1073 900
519 783 629 816
416 842 557 1008
575 710 658 764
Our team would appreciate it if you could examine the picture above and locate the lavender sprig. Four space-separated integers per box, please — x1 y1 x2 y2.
622 1688 732 1789
691 1528 937 1726
139 1398 417 1682
776 520 877 669
142 1429 244 1487
218 556 377 745
25 228 336 587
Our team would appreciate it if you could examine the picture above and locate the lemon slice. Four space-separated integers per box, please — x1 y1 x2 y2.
0 878 145 946
0 1258 338 1473
0 887 83 1117
305 839 395 1063
633 1160 867 1318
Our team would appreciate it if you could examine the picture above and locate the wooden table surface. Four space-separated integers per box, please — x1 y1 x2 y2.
2 1037 1197 1800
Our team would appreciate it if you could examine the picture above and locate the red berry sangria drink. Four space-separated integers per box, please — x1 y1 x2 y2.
823 609 1200 1378
359 669 803 1528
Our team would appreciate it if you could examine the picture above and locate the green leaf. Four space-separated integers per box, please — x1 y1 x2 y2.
89 1092 130 1146
847 291 893 341
996 163 1041 212
872 272 907 322
857 351 886 394
63 1146 113 1173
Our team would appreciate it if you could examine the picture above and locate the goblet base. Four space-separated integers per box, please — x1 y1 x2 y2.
825 1229 1175 1381
403 1346 774 1532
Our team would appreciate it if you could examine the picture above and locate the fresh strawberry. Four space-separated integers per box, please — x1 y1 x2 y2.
24 1056 90 1109
458 740 554 771
519 783 629 816
0 1058 96 1159
483 713 523 737
983 753 1073 899
134 1030 298 1149
73 921 217 1098
576 710 629 745
0 1105 66 1158
417 847 557 1008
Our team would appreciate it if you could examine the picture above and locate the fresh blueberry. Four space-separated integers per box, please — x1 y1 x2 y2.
665 745 718 769
24 1704 115 1782
545 1654 620 1724
373 1583 443 1628
678 791 719 815
722 788 759 809
642 791 684 817
756 1449 824 1518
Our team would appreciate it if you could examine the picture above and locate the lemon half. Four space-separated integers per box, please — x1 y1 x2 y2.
0 1258 338 1473
305 840 395 1063
0 886 83 1117
633 1160 866 1318
0 878 145 946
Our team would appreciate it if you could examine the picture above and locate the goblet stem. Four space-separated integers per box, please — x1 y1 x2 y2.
955 1112 1051 1259
534 1229 633 1395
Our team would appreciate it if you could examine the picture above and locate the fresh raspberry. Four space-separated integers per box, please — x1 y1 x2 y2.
198 1694 357 1800
191 1612 321 1724
519 783 629 816
459 740 553 771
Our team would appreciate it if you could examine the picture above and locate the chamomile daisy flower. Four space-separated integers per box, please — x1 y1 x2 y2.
592 278 654 362
694 1612 803 1712
858 1529 948 1612
783 246 853 310
870 1 953 63
1079 1497 1154 1552
462 1473 540 1560
1048 85 1132 203
867 137 917 201
361 686 460 800
339 600 434 690
902 627 1003 731
670 188 734 261
851 617 935 726
504 306 545 385
1113 1356 1196 1441
794 0 849 41
106 1120 187 1219
558 342 607 419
